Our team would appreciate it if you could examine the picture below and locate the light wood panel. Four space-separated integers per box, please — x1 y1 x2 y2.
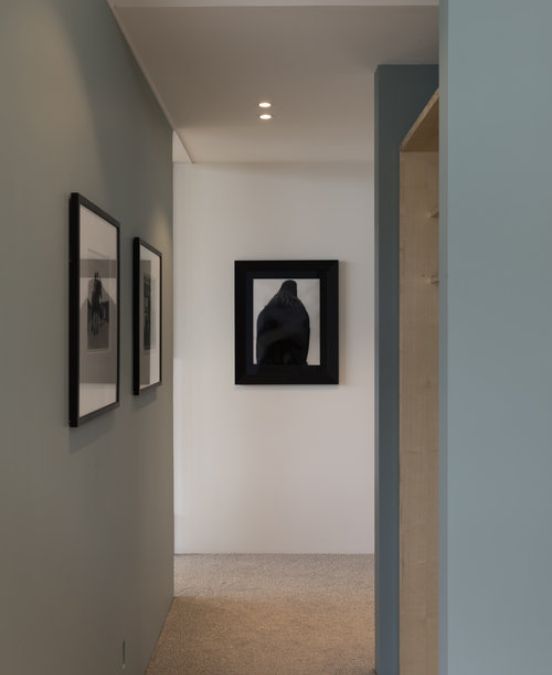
399 149 439 675
401 90 439 153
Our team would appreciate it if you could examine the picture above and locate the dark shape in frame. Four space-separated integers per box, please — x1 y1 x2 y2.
256 280 310 366
87 272 110 350
143 272 152 351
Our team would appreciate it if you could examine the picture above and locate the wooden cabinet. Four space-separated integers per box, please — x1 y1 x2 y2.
399 90 439 675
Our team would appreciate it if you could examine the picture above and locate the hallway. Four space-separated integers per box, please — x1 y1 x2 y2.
147 555 374 675
5 2 552 674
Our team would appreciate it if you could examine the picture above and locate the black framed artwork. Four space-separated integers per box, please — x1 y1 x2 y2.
69 193 120 427
133 238 162 395
235 260 339 385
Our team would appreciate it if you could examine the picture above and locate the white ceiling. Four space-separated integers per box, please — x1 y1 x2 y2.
110 1 438 162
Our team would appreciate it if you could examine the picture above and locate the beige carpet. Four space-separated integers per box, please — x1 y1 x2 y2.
147 554 374 675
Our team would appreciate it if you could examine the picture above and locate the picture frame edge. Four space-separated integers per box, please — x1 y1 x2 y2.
69 193 81 427
69 192 121 426
234 259 340 386
133 237 163 396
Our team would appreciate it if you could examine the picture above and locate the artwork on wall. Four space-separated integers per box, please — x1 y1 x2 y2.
235 260 339 385
133 238 162 394
69 193 120 427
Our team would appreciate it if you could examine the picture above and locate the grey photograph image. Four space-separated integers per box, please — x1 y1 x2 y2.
80 254 117 384
87 269 110 351
143 269 152 352
253 278 320 366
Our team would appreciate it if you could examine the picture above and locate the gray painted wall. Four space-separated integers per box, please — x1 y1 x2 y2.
0 2 173 674
440 2 552 673
374 65 438 675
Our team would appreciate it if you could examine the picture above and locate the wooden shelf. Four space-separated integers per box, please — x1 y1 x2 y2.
401 89 439 153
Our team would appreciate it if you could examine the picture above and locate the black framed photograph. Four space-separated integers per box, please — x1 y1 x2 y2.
69 193 120 427
235 260 339 385
133 238 162 394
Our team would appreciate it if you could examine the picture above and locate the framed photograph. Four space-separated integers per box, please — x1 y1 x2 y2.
69 193 120 427
235 260 339 385
133 238 162 394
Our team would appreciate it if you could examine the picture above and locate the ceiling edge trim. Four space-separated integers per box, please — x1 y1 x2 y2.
109 1 438 8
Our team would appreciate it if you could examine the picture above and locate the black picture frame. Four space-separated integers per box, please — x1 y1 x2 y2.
133 238 163 395
69 193 120 427
235 260 339 385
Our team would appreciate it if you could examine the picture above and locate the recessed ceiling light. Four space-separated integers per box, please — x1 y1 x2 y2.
258 101 272 109
259 113 272 120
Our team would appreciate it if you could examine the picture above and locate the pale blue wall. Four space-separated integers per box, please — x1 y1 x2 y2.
374 65 438 675
441 2 552 673
0 2 173 674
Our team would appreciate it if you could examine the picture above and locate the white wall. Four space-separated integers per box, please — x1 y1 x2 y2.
174 163 374 554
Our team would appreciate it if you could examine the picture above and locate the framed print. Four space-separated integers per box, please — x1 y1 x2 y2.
235 260 339 385
133 238 162 394
69 193 120 427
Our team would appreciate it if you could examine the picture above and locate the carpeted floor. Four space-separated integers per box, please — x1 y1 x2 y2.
147 554 374 675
